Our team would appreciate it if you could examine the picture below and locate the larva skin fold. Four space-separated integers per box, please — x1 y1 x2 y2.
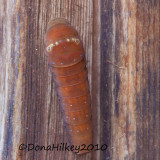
44 18 92 154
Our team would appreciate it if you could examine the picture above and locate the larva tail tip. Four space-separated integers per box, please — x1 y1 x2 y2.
47 18 69 30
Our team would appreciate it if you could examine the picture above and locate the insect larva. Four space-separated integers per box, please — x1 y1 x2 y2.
44 18 92 154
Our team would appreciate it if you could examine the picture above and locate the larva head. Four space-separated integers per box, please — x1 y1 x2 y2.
44 18 85 67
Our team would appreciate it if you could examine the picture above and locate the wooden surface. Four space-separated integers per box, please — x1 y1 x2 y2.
0 0 159 160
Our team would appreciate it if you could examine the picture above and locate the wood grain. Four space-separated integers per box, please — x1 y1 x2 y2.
0 0 160 159
101 0 160 160
0 0 94 160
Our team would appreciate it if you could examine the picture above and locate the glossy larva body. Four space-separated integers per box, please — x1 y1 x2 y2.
44 18 92 154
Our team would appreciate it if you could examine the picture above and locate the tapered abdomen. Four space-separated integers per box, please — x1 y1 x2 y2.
44 18 92 154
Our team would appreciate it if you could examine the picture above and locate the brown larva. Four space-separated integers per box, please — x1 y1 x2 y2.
44 18 92 154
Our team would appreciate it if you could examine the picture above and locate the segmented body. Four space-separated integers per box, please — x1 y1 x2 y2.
44 18 92 154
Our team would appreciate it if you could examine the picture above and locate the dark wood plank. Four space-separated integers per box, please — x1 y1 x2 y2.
101 0 160 159
0 0 96 159
100 0 114 159
1 0 160 159
136 1 160 160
